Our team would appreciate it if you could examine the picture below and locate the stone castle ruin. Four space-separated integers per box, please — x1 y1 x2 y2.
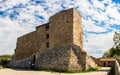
9 8 97 71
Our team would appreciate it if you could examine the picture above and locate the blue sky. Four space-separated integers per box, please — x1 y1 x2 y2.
0 0 120 57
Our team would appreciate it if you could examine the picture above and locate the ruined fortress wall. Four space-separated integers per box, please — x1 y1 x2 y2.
35 45 84 71
14 8 83 60
49 8 73 49
85 55 97 70
36 23 49 54
10 8 97 71
73 9 83 49
15 31 38 60
15 23 49 60
8 56 32 69
49 8 83 50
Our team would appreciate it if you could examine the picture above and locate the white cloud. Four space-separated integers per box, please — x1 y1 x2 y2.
82 18 107 32
0 17 34 55
84 32 114 57
92 0 105 9
26 5 44 12
0 0 29 11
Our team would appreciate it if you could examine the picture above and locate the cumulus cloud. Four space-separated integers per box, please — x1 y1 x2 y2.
82 18 107 32
0 17 34 54
84 32 114 57
0 0 120 57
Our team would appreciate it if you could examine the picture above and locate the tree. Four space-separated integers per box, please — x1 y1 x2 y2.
103 46 120 64
0 55 12 67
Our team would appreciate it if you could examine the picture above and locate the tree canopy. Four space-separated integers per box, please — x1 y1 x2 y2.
103 46 120 64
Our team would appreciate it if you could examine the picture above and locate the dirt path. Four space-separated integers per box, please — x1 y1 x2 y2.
80 67 110 75
0 67 110 75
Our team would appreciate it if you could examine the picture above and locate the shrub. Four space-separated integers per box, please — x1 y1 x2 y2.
107 67 115 75
43 67 99 73
0 55 12 67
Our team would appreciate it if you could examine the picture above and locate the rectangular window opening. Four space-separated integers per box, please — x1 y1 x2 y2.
46 33 49 39
46 25 49 30
46 42 49 48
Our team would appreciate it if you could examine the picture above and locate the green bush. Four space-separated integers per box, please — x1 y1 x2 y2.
0 58 10 67
43 67 99 73
107 67 115 75
88 67 99 71
0 55 12 67
103 46 120 64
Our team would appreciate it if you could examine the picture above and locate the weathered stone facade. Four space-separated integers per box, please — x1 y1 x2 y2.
9 8 97 71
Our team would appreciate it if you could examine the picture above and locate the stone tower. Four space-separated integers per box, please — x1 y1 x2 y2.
9 8 96 71
49 8 83 50
14 8 83 60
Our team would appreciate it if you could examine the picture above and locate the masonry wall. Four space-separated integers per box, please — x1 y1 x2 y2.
49 8 83 50
36 23 49 55
14 8 83 60
85 55 97 70
15 31 38 60
73 9 83 49
14 23 50 60
35 45 85 71
12 8 97 71
49 9 73 49
8 56 32 69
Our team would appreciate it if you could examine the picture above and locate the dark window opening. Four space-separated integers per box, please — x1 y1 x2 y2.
46 42 49 48
103 62 106 67
46 33 49 39
46 25 49 30
33 55 36 63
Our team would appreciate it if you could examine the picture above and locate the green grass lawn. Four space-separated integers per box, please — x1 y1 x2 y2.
43 67 99 74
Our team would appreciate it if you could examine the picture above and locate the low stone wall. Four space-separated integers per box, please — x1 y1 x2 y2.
90 56 99 65
85 55 97 70
115 61 120 75
8 57 32 69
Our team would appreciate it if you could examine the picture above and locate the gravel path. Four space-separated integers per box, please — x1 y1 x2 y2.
80 67 110 75
0 67 110 75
